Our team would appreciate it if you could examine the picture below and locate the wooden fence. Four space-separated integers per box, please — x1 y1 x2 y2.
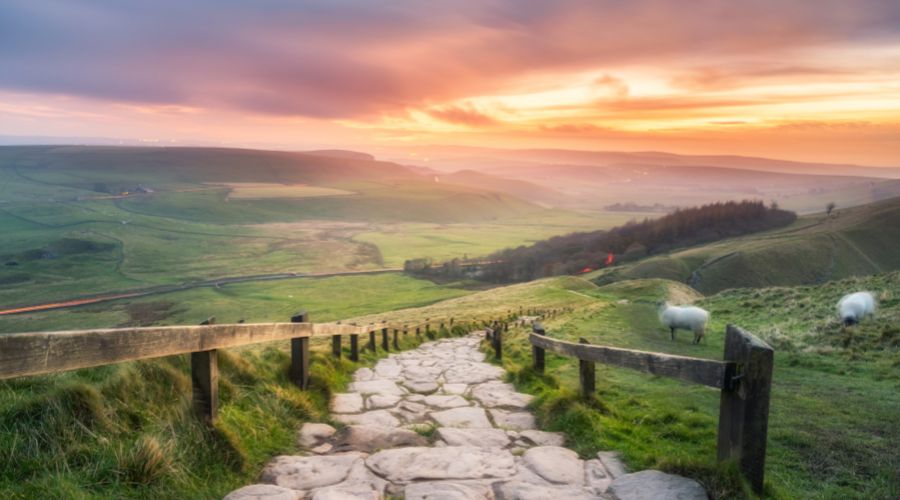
0 309 560 424
508 322 773 494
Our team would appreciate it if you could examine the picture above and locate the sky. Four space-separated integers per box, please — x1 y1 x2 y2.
1 0 899 165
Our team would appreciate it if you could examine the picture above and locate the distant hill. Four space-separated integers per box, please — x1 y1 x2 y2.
0 145 547 224
0 145 418 185
302 149 375 161
438 170 565 205
399 145 900 178
390 146 900 214
590 196 900 293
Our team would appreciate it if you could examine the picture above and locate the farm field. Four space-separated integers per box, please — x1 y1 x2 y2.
0 273 472 334
0 147 641 308
353 210 644 267
216 183 356 199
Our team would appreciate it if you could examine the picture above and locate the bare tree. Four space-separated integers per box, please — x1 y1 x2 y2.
826 201 836 216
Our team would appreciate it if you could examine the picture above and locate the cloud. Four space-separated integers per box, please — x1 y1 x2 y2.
1 0 899 120
594 75 629 99
426 105 498 126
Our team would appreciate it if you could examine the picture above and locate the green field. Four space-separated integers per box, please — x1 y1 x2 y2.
0 273 472 334
353 210 644 267
0 146 640 308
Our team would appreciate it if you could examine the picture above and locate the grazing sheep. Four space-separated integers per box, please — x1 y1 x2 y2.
659 302 710 344
837 291 876 326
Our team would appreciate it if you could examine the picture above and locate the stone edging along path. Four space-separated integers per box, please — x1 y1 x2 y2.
224 332 708 499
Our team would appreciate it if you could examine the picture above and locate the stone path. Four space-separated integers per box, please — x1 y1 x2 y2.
224 333 707 499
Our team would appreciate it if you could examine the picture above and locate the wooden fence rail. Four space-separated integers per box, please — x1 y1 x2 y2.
528 323 773 494
0 308 559 422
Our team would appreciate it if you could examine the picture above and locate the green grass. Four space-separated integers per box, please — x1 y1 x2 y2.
353 211 635 267
0 273 472 334
486 275 899 499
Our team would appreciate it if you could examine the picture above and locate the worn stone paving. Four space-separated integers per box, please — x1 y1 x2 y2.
224 332 707 499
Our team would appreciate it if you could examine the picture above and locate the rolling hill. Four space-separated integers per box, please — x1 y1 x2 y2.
389 146 900 214
590 195 900 293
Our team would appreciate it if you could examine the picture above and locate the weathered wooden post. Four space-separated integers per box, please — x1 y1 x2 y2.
350 323 360 362
381 327 389 351
425 318 431 336
368 324 377 352
532 322 546 373
290 312 310 390
493 323 502 361
415 326 421 337
332 321 342 358
332 335 342 358
192 318 218 423
717 325 774 495
578 337 595 399
393 328 400 350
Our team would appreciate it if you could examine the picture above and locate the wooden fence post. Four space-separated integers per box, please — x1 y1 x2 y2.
290 312 310 390
332 335 342 358
350 323 360 362
191 317 218 424
532 323 545 373
393 328 400 350
368 326 376 352
332 321 342 358
578 337 595 399
717 325 774 495
415 326 421 337
493 324 502 361
381 327 389 351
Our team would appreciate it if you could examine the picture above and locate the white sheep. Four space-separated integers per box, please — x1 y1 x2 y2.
837 291 876 326
659 302 710 344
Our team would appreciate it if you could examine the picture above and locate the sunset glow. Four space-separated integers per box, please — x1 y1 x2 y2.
2 1 899 164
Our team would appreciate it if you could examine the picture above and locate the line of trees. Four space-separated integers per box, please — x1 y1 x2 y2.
479 200 796 283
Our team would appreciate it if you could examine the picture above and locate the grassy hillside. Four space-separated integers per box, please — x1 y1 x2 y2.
591 196 900 293
339 273 898 498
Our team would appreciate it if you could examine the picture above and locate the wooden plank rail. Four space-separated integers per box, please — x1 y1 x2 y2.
0 310 527 429
529 323 773 494
0 322 315 380
529 333 731 389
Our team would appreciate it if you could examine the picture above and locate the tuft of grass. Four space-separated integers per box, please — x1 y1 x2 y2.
118 435 174 485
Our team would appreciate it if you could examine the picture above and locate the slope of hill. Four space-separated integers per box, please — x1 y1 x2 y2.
591 196 900 293
438 169 565 205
